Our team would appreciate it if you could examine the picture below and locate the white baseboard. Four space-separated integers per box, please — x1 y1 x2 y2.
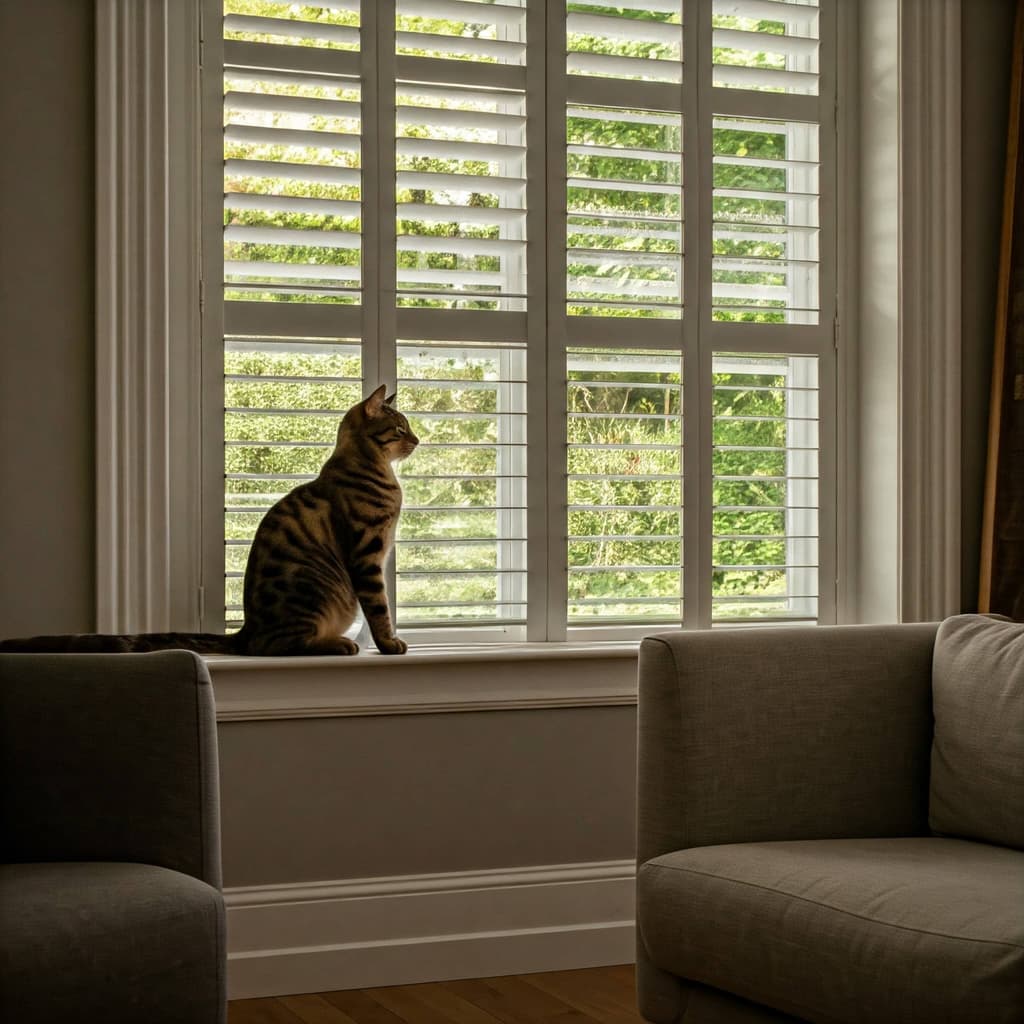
225 860 637 999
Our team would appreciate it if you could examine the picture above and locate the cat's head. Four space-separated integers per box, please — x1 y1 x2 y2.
340 384 419 462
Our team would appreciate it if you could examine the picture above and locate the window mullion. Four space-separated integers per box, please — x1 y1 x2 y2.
816 0 838 625
201 0 227 632
524 0 552 642
360 0 383 395
370 1 396 394
544 0 569 642
686 0 713 630
371 0 398 616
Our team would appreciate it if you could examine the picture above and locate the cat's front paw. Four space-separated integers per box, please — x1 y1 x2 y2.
376 636 408 655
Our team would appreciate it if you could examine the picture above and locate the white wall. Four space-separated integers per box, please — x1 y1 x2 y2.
0 2 96 637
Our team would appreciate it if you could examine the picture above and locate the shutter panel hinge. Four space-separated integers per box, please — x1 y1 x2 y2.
198 586 206 624
833 313 840 350
199 278 206 317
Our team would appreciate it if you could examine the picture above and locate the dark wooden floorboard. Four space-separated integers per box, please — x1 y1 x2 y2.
321 988 410 1024
392 981 507 1024
522 971 643 1024
460 974 594 1024
280 993 363 1024
228 967 642 1024
228 996 308 1024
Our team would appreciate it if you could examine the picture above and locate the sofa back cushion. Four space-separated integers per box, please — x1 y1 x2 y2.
929 614 1024 850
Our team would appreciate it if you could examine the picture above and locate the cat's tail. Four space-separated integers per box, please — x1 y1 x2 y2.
0 631 246 655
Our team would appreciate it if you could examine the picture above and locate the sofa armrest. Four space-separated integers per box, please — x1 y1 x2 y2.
637 623 937 864
0 651 221 888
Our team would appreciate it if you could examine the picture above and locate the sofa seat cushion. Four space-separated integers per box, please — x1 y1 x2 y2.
638 837 1024 1024
0 861 225 1024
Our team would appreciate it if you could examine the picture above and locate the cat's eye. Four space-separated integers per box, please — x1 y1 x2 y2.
396 426 407 437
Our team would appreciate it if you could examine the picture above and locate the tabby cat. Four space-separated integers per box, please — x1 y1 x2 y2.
0 385 418 656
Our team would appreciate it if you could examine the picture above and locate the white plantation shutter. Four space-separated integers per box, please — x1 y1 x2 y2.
556 2 688 634
395 342 528 628
206 0 837 638
705 0 830 624
711 354 820 622
394 0 527 311
712 0 819 94
222 4 363 303
390 0 533 637
223 336 362 626
566 105 683 317
216 1 365 629
566 350 684 623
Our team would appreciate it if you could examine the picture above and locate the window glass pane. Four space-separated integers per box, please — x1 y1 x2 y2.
567 106 683 319
567 349 683 623
222 0 363 304
712 353 819 623
223 336 362 627
567 0 683 83
397 0 527 65
395 343 528 630
712 117 819 323
224 0 360 51
712 0 819 96
397 83 527 310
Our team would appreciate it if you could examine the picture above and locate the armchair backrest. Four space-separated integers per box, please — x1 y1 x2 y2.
0 650 222 888
638 623 938 864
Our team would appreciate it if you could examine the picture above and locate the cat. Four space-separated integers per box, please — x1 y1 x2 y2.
0 385 418 657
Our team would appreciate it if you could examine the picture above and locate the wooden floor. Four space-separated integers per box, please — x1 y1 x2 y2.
228 966 642 1024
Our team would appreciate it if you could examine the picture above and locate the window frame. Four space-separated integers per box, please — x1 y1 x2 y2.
94 0 963 655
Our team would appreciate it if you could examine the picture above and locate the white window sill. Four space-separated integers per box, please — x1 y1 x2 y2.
206 642 641 722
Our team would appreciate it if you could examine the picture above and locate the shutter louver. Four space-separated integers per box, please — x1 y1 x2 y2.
712 0 819 95
712 354 819 622
223 336 362 627
395 1 528 310
564 2 684 319
223 1 363 303
567 350 683 624
392 0 531 639
395 342 528 629
566 105 683 318
567 0 683 82
712 117 819 323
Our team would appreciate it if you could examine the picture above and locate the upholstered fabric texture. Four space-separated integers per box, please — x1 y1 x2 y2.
636 623 938 866
638 837 1024 1024
0 862 225 1024
676 985 804 1024
0 650 222 886
929 614 1024 850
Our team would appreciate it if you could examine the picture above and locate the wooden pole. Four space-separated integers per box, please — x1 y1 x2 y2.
979 0 1024 617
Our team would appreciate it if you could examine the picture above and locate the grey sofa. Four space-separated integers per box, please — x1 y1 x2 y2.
636 617 1024 1024
0 651 226 1024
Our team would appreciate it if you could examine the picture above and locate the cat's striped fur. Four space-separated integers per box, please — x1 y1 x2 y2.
0 386 418 656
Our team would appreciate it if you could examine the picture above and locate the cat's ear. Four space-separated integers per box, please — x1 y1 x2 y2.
364 384 388 417
384 392 396 406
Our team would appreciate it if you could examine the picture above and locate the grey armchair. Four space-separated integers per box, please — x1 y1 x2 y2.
0 651 226 1024
636 619 1024 1024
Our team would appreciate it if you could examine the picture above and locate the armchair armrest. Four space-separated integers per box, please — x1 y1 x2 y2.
0 651 221 887
637 623 938 864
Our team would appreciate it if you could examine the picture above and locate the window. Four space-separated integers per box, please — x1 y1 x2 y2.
205 0 836 642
